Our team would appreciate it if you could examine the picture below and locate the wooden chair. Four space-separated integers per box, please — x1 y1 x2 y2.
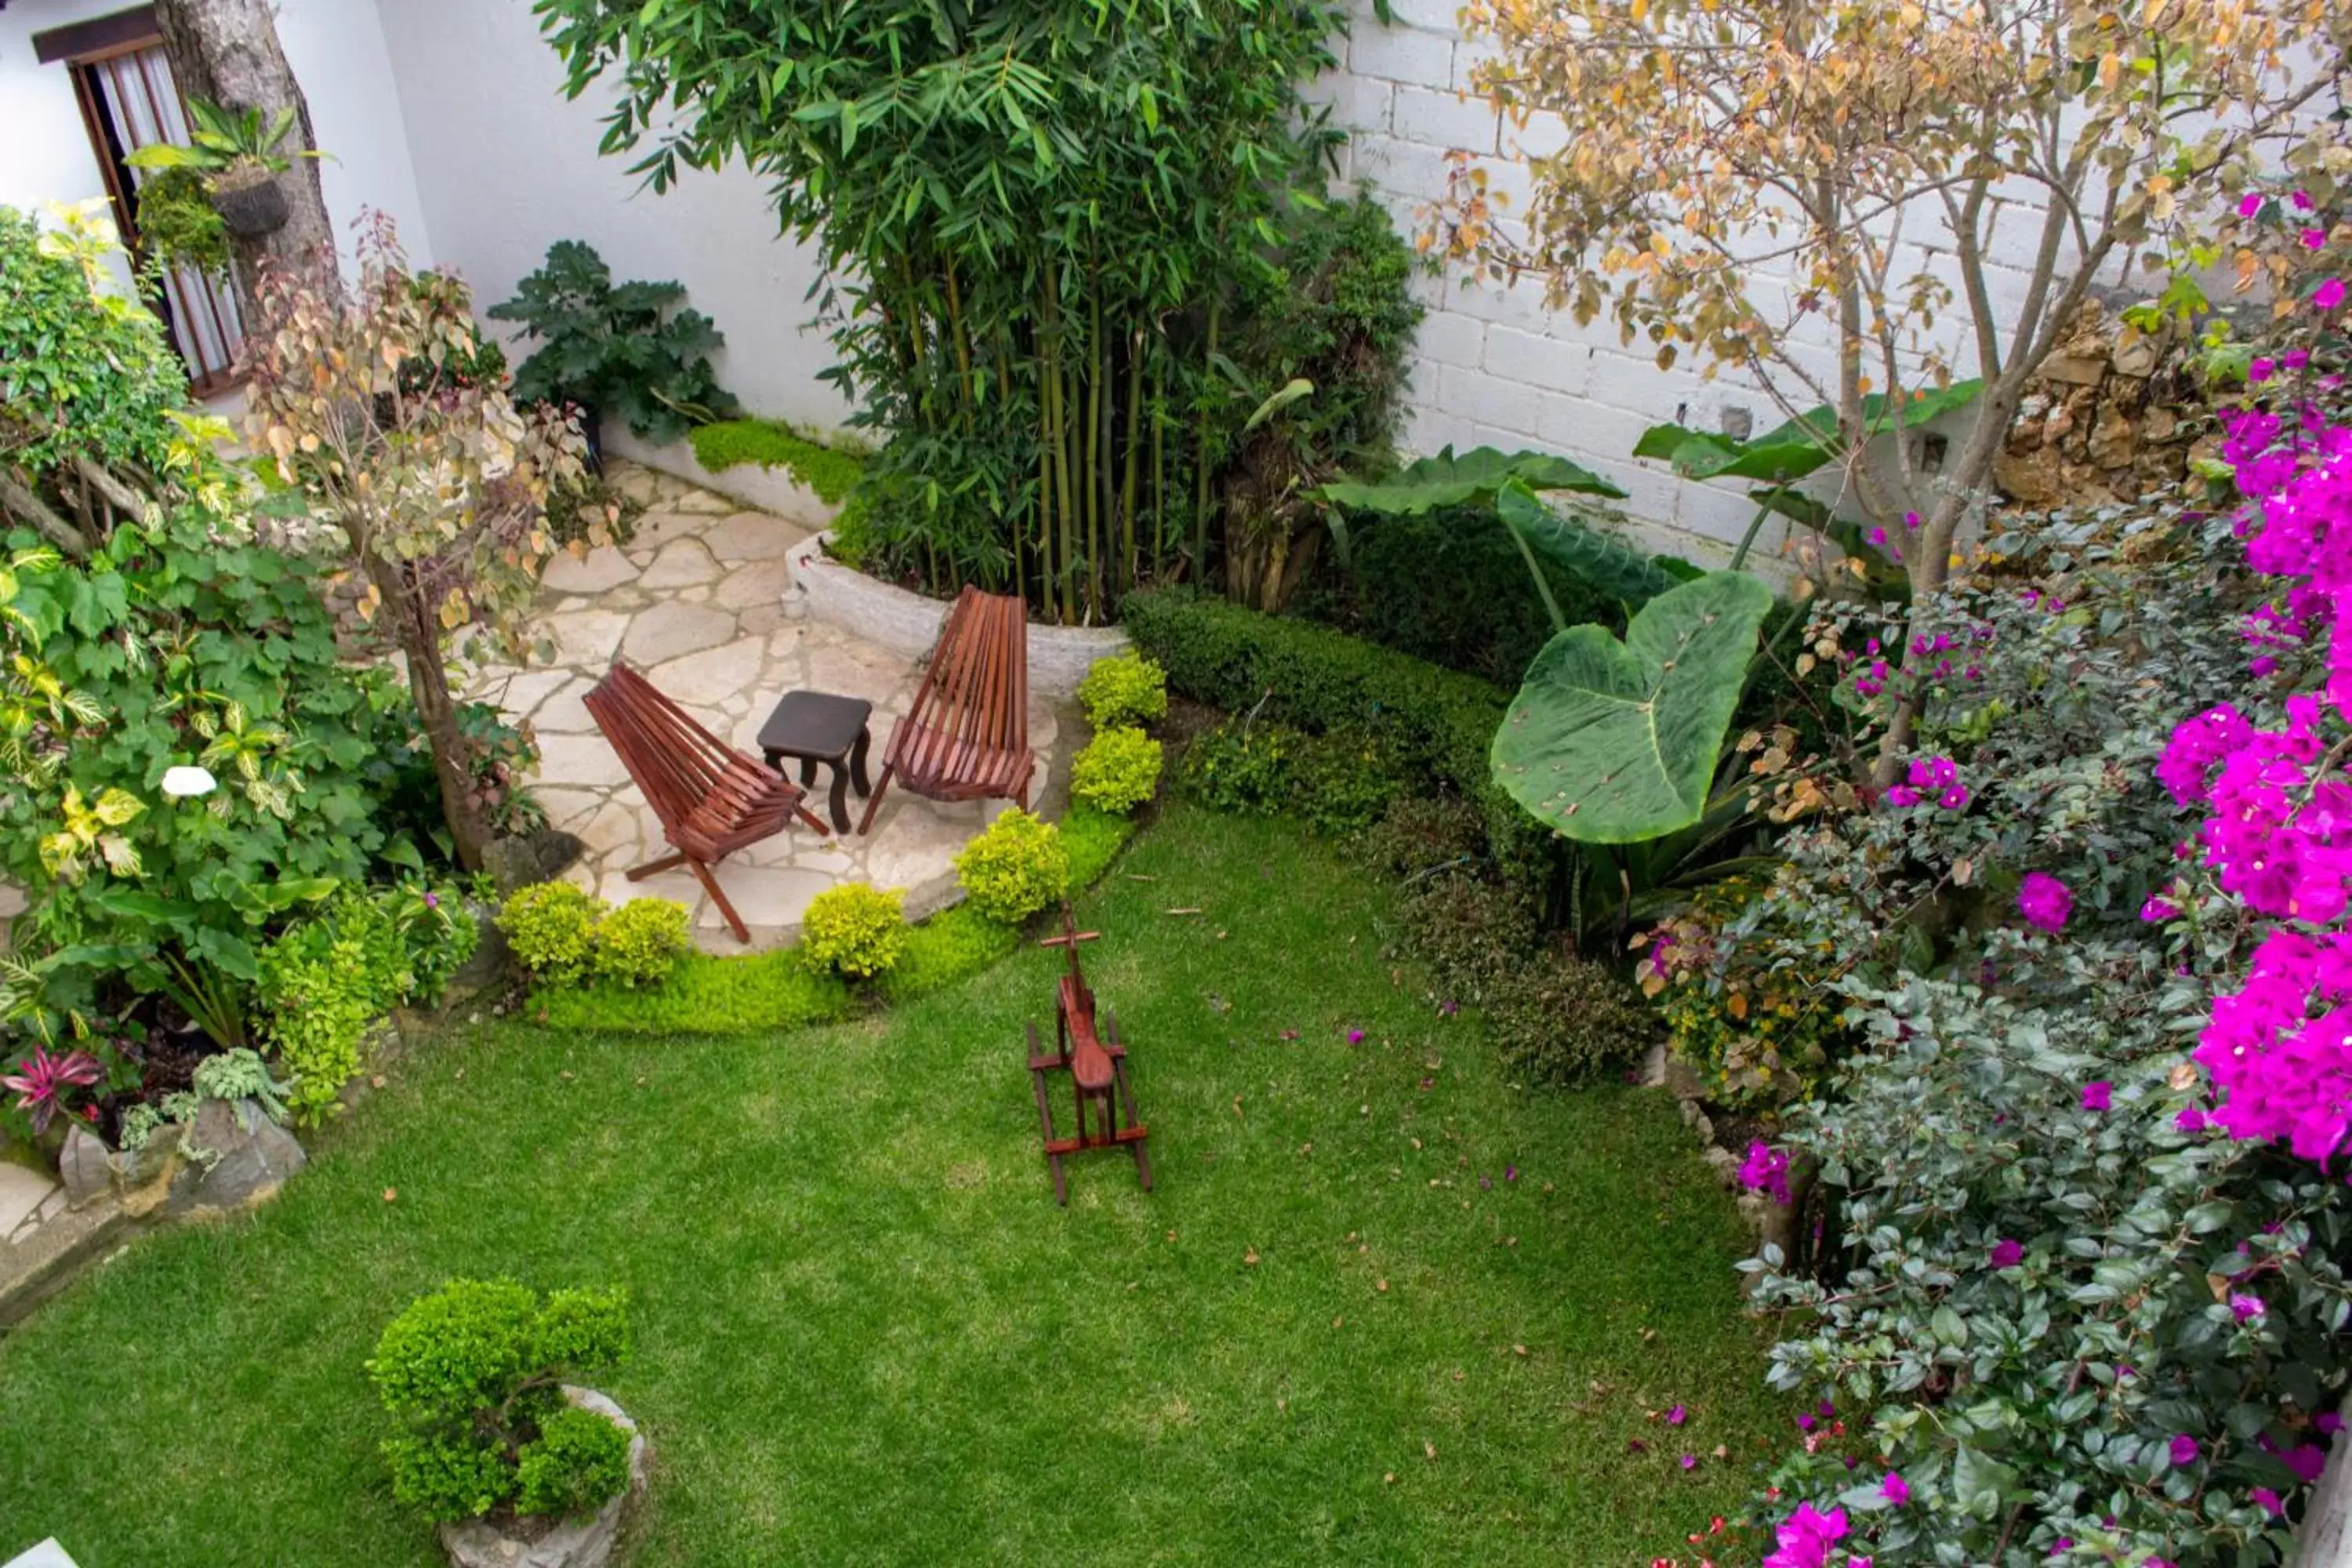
857 586 1033 833
583 660 831 944
1025 902 1150 1204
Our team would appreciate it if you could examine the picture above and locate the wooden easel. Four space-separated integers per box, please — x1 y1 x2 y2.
1025 902 1151 1204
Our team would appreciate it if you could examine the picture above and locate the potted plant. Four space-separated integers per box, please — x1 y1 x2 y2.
370 1279 646 1568
125 100 323 240
488 239 739 464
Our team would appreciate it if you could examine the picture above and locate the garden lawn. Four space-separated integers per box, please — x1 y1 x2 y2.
0 807 1786 1566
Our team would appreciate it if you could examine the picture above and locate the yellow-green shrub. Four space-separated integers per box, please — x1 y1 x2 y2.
954 808 1069 924
593 898 692 989
1076 652 1168 730
499 882 607 986
1070 726 1163 815
800 882 909 979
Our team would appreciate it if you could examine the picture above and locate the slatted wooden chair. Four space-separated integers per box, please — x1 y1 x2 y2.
857 586 1033 833
584 660 831 944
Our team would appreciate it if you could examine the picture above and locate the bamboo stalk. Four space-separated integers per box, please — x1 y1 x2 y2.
1151 353 1167 583
1194 292 1222 585
1084 263 1103 620
1120 326 1144 597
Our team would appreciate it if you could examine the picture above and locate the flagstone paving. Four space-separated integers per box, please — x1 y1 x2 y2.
470 460 1072 953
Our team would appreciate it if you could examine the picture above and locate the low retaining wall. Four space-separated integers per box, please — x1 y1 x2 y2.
783 531 1131 701
604 428 840 532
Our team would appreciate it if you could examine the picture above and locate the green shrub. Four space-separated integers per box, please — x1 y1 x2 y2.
535 949 850 1036
1076 652 1169 731
1290 728 1404 837
255 883 477 1124
1070 727 1163 815
1362 793 1491 880
954 809 1070 925
500 882 607 987
1480 952 1657 1084
515 1406 633 1519
1177 721 1300 815
800 883 909 979
1123 588 1558 885
592 898 691 989
687 419 866 503
1395 873 1541 993
486 240 736 443
368 1279 632 1524
877 903 1019 1004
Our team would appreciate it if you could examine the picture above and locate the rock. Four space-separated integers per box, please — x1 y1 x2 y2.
2142 405 2180 445
1700 1145 1742 1189
483 828 586 891
2038 353 2107 387
1992 444 2064 506
170 1098 306 1216
445 898 514 1001
2087 405 2138 470
1660 1054 1706 1103
58 1124 112 1210
637 539 722 590
439 1388 648 1568
540 549 640 596
1637 1040 1668 1088
2111 332 2161 379
705 511 807 563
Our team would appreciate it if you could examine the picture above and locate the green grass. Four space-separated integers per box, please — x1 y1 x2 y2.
688 418 866 503
0 807 1784 1566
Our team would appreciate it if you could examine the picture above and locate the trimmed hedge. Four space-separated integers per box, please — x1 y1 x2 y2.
1120 588 1556 881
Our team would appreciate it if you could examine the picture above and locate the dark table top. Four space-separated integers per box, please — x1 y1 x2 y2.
756 690 873 760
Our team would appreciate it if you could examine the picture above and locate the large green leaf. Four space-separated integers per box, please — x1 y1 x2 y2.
1632 380 1986 484
1491 572 1774 844
1494 481 1678 608
1318 445 1626 516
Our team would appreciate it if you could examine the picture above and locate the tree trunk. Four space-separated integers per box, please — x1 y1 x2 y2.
152 0 339 315
368 557 491 875
2296 1433 2352 1568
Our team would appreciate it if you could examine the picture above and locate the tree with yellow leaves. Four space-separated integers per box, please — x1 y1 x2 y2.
1436 0 2350 771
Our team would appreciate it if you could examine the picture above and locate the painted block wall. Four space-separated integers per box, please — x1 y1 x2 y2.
0 0 434 284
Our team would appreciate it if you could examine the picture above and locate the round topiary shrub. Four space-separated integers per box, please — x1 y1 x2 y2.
1070 725 1163 815
593 897 692 989
954 808 1070 925
368 1278 633 1525
800 882 909 979
499 881 608 987
1076 651 1168 731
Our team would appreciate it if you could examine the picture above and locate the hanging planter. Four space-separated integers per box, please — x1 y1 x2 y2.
209 165 289 238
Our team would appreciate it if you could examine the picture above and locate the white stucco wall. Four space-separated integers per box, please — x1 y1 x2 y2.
0 0 432 278
370 0 850 434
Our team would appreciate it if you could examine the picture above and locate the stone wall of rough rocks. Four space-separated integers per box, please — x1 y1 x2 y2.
1991 303 2212 511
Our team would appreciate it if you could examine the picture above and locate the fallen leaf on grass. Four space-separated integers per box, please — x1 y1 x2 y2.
369 1075 387 1089
1164 907 1203 916
1243 1248 1260 1265
1376 1278 1390 1293
382 1189 397 1203
1425 1441 1438 1461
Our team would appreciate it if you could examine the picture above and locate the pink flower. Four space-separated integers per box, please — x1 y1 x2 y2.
2252 1486 2284 1516
1879 1471 1911 1506
2230 1293 2267 1323
1667 1404 1687 1425
2081 1080 2112 1112
2169 1434 2201 1466
1761 1503 1848 1568
2294 191 2315 211
1884 786 1922 808
1739 1142 1792 1205
1940 785 1970 810
2303 228 2328 252
1346 1029 1364 1044
1990 1237 2025 1269
2177 1106 2209 1133
2319 1412 2344 1436
2318 278 2348 313
2018 872 2072 933
2285 1444 2327 1483
2238 192 2266 218
1680 1454 1698 1470
2141 895 2179 922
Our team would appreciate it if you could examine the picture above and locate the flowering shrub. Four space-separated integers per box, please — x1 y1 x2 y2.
1724 245 2352 1562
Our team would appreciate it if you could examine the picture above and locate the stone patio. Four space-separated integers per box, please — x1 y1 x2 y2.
468 460 1072 953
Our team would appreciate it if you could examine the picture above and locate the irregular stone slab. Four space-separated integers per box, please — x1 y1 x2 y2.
58 1125 112 1211
713 557 793 611
863 804 981 891
532 733 633 791
532 677 601 736
171 1098 306 1216
694 865 831 927
439 1387 648 1568
594 865 703 911
543 609 631 668
622 602 735 666
541 548 640 596
625 510 707 552
575 800 650 863
648 639 769 710
498 667 578 723
804 642 909 710
637 539 722 590
531 787 608 833
705 511 805 562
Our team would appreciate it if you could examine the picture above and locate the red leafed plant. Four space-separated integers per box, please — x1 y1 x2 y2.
2 1044 103 1135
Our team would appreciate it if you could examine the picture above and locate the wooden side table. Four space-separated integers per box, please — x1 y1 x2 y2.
756 691 874 834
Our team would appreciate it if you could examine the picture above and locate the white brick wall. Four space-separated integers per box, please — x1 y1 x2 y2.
1330 0 2013 569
